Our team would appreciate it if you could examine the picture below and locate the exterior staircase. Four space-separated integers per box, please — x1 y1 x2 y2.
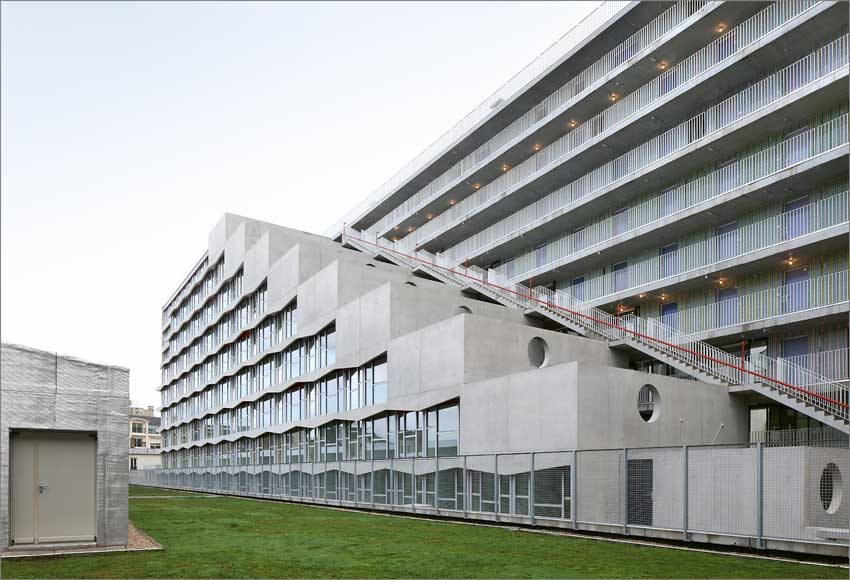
342 229 849 432
343 232 592 336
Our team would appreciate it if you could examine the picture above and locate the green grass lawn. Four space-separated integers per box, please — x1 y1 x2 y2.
2 487 845 579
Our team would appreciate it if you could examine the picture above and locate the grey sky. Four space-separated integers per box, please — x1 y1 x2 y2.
1 1 600 408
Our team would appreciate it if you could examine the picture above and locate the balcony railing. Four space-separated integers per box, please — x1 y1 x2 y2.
651 270 849 337
367 1 712 238
345 228 849 423
325 1 633 237
750 427 848 445
403 2 827 249
453 110 849 272
557 190 848 305
784 347 850 386
487 262 849 420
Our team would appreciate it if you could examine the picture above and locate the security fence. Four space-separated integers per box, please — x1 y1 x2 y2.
131 440 848 553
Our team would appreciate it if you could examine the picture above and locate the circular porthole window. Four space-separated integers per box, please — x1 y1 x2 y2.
637 384 660 423
528 337 549 368
456 305 472 315
820 463 842 514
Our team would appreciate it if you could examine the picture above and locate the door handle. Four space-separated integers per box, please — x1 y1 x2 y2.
38 483 48 494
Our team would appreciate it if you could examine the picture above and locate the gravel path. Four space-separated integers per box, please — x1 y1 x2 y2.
128 522 161 551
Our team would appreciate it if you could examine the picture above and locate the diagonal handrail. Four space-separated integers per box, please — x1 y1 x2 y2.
342 227 849 422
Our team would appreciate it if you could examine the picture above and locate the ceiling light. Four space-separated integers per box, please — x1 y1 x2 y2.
609 93 619 102
472 183 481 190
500 164 510 172
658 61 668 70
426 213 434 220
448 199 456 206
715 22 726 33
568 120 577 128
533 143 542 151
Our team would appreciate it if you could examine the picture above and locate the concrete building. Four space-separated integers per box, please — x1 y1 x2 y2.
0 343 129 551
129 406 162 470
129 405 161 450
143 1 849 556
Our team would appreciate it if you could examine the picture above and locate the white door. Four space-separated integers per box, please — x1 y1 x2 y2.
11 432 97 544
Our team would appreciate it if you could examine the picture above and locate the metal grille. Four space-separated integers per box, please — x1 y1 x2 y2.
688 445 757 537
577 449 623 526
133 441 849 551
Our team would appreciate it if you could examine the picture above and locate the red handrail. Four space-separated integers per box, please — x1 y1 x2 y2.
343 227 848 411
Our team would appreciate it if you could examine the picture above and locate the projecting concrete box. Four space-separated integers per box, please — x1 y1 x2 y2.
0 343 129 550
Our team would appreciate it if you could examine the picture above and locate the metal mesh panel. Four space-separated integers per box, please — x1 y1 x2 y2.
466 455 497 514
438 457 463 511
498 454 531 517
688 445 756 537
373 461 391 505
391 459 413 506
324 464 339 501
627 448 682 530
415 458 437 507
339 461 357 503
356 461 371 503
534 452 572 520
577 449 623 525
133 441 850 550
763 443 849 544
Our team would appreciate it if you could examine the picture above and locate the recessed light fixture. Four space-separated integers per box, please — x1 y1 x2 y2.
407 226 414 233
715 22 726 33
472 183 481 190
500 163 510 172
426 213 434 220
448 199 456 206
533 143 542 151
609 93 619 102
568 120 578 128
658 61 668 70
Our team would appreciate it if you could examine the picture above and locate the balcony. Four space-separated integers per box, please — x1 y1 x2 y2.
469 112 848 278
750 426 848 446
544 189 848 306
367 2 717 239
401 2 839 252
650 270 849 339
327 1 638 237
